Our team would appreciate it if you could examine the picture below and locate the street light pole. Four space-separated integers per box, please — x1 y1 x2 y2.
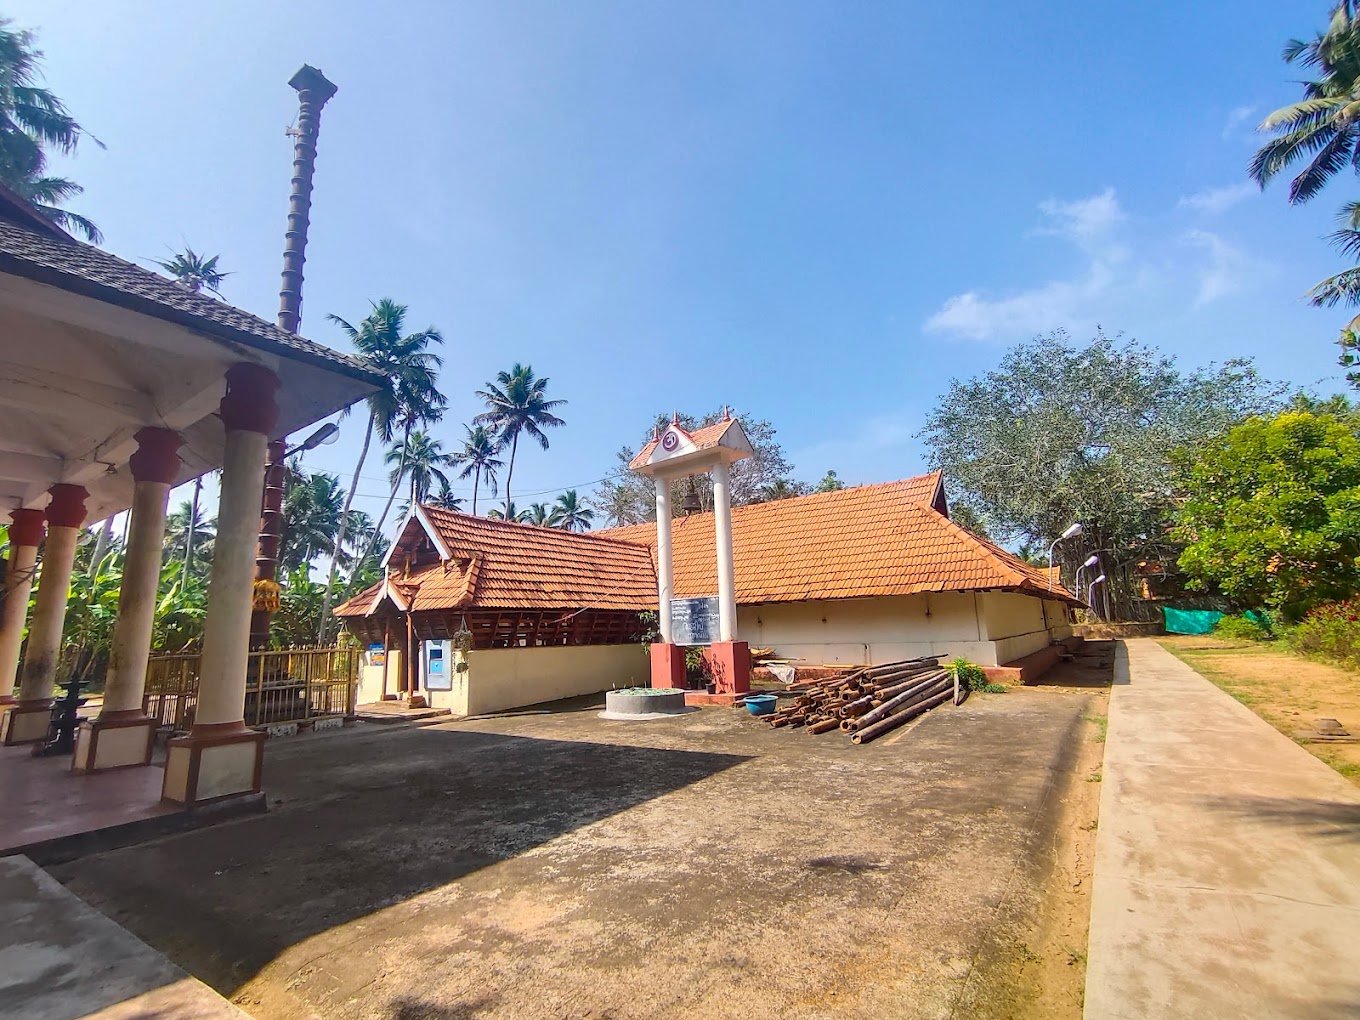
1048 523 1083 590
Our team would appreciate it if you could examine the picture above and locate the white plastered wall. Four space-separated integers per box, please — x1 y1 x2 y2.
982 592 1074 664
427 644 648 716
738 593 1000 666
356 647 403 705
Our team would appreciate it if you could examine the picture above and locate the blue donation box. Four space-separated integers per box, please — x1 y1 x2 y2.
670 596 719 646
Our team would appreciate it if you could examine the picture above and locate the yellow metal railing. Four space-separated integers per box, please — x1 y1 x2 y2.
144 646 359 731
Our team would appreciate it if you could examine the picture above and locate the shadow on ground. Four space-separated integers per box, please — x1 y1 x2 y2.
48 725 750 997
1027 640 1117 690
1199 793 1360 841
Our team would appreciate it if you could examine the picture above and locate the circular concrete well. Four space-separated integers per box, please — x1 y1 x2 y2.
601 687 691 720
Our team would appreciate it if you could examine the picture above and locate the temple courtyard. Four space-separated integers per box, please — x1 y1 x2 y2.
36 662 1109 1020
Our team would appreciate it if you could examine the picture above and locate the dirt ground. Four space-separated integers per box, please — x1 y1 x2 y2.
50 654 1111 1020
1158 635 1360 784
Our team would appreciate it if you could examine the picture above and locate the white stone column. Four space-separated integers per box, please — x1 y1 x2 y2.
3 485 86 744
711 460 737 642
73 428 181 772
163 363 277 807
195 423 270 725
654 477 674 643
0 509 44 705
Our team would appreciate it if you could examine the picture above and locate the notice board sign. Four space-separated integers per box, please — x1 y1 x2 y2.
671 596 719 646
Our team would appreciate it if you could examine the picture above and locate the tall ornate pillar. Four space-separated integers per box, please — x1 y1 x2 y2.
3 485 87 744
163 364 278 807
73 428 182 773
702 460 750 698
0 509 44 711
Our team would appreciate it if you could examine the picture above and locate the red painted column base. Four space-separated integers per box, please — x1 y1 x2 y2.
649 643 686 689
702 641 752 696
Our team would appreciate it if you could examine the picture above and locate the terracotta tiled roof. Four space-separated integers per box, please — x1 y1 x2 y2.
336 471 1076 618
598 474 1075 605
335 508 656 616
628 418 740 471
0 217 379 384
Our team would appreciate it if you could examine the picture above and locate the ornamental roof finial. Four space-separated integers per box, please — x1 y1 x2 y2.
672 410 680 425
723 404 731 420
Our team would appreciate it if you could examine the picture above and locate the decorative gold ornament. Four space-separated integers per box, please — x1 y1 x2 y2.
252 579 282 612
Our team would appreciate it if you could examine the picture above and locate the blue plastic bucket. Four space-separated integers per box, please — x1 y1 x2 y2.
745 694 778 716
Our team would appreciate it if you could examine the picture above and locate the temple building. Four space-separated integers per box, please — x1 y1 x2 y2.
336 468 1079 714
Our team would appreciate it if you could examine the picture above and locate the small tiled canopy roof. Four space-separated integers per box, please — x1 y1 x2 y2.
335 507 656 616
627 418 741 471
336 472 1079 619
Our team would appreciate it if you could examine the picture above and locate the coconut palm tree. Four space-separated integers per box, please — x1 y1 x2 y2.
154 248 229 295
164 501 215 573
455 424 502 515
0 20 102 240
385 430 455 507
281 468 345 571
487 502 530 523
427 481 465 511
522 502 553 526
474 364 566 518
1251 3 1360 205
317 299 444 641
551 489 594 532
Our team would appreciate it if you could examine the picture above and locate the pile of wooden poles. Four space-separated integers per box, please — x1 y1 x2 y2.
762 656 960 745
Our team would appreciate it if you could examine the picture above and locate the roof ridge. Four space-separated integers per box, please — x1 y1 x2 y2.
420 503 659 550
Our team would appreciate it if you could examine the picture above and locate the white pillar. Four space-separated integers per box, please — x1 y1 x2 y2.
16 487 85 701
100 430 181 716
4 486 85 744
711 460 737 642
163 363 277 807
0 509 43 702
195 426 270 726
654 477 674 643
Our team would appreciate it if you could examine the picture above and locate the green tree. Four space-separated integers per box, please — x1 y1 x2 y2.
815 470 846 493
1250 4 1360 382
757 478 811 502
1175 410 1360 618
281 467 344 572
455 424 502 515
592 409 799 526
523 502 553 526
164 500 214 573
154 248 228 295
385 430 454 506
474 364 566 518
487 501 530 523
919 330 1283 618
427 481 465 511
0 19 101 240
551 489 594 531
317 299 444 640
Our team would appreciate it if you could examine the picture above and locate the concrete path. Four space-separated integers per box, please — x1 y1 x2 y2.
1085 639 1360 1019
0 854 249 1019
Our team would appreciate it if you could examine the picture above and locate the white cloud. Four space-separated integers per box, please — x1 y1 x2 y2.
924 263 1117 341
1222 104 1257 140
922 189 1258 342
1037 187 1124 243
1182 229 1248 305
1178 181 1256 215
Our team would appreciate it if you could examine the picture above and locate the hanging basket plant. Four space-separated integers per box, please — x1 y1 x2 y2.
452 618 473 674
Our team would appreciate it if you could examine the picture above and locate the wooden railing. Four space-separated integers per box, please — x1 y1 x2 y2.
144 646 360 732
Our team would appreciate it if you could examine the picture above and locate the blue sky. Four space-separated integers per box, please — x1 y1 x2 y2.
10 0 1352 522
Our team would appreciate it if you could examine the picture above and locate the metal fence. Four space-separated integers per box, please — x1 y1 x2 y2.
144 646 359 731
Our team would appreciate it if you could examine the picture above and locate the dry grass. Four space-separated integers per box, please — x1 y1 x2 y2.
1157 635 1360 785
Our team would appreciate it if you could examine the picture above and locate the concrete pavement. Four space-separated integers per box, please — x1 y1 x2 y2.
1085 639 1360 1019
0 854 248 1020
